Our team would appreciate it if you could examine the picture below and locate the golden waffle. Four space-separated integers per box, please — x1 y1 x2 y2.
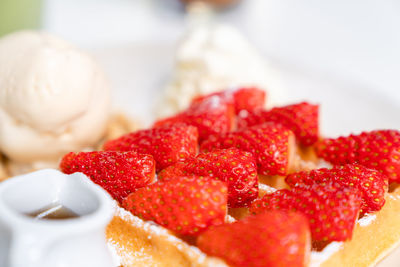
107 184 400 267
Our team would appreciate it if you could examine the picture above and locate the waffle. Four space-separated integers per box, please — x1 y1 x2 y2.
100 115 400 266
106 180 400 267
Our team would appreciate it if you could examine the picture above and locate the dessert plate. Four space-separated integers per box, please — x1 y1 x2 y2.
91 43 400 267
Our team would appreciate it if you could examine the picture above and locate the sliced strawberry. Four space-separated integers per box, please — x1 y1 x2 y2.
154 96 234 141
158 161 188 180
237 102 319 146
197 211 310 267
315 130 400 182
201 122 295 176
236 109 269 130
60 151 155 202
286 164 388 215
250 182 362 242
122 175 227 236
191 90 234 107
233 87 266 113
192 87 266 114
103 124 198 172
158 148 258 208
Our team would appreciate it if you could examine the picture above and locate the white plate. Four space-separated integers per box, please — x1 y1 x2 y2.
91 43 400 267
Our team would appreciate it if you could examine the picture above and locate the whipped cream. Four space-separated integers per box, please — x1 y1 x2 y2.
0 31 110 164
158 18 284 117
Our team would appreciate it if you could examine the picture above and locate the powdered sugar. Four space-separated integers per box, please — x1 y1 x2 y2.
108 205 228 267
310 242 343 267
358 213 377 227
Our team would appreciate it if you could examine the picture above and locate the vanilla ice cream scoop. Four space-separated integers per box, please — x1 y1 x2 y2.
0 31 110 163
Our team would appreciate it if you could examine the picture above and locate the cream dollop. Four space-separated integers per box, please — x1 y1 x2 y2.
0 31 110 163
158 21 284 117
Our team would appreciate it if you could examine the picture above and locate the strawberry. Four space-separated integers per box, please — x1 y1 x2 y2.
158 148 258 208
237 102 319 146
197 211 310 267
60 151 155 202
122 175 227 236
103 124 198 172
192 87 266 114
201 122 295 176
232 87 266 113
285 164 388 215
315 130 400 182
154 96 235 141
250 182 362 242
157 161 188 180
236 109 269 130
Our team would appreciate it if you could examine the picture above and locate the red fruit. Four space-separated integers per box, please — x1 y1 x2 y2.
103 124 198 172
201 123 295 176
192 87 266 114
286 164 388 215
197 211 310 267
122 176 227 236
250 182 362 242
60 151 155 202
158 161 188 180
237 102 319 146
236 109 268 130
154 96 235 141
315 130 400 182
159 148 258 208
233 87 266 113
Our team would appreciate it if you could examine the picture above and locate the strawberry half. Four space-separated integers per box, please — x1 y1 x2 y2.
154 96 235 141
286 164 388 215
158 148 258 208
197 211 310 267
192 87 266 114
200 122 295 176
250 182 362 242
315 130 400 182
103 124 198 172
60 151 155 202
122 175 227 236
237 102 319 146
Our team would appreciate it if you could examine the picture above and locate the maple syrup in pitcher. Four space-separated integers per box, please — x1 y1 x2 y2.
26 203 79 220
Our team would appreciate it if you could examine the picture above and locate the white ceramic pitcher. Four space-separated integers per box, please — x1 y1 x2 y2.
0 169 115 267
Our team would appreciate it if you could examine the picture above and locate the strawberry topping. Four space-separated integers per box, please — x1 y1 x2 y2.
60 151 155 202
286 164 388 215
192 87 266 114
154 96 234 141
250 182 362 242
200 123 294 176
122 175 227 236
237 102 319 146
197 211 310 267
158 148 258 208
103 124 198 172
315 130 400 182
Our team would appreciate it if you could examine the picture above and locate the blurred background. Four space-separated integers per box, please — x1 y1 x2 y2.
1 0 399 101
0 0 399 134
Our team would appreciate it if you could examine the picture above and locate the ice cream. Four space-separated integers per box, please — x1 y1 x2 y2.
0 31 110 165
158 11 284 117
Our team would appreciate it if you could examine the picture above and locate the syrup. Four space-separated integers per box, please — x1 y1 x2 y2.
26 204 79 220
